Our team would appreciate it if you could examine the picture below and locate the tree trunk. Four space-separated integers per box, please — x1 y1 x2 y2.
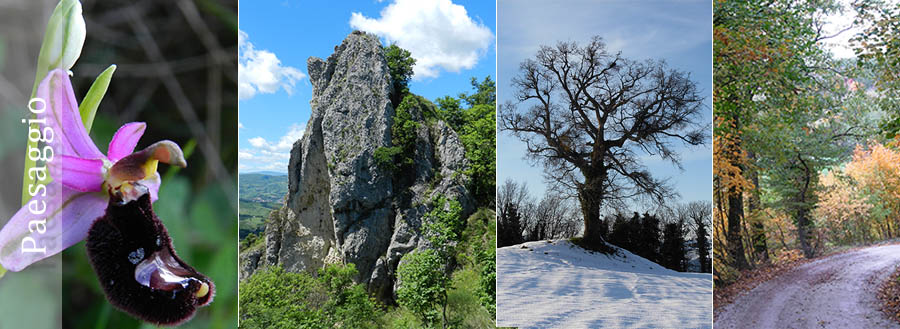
747 157 768 262
727 187 749 269
578 184 604 245
725 136 750 269
797 205 813 258
796 161 814 258
722 114 750 270
441 295 448 329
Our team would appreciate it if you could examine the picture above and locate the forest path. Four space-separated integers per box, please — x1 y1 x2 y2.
715 244 900 329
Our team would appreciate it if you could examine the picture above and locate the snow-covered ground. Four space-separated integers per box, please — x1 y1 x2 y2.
497 239 712 328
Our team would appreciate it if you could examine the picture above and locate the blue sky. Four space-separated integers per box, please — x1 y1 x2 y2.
497 0 713 209
238 0 496 173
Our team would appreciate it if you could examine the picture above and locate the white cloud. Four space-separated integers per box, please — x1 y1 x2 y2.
248 137 268 148
350 0 494 79
247 123 305 152
241 123 306 173
238 122 245 129
239 30 306 100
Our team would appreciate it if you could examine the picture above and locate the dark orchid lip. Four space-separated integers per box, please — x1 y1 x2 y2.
85 192 213 325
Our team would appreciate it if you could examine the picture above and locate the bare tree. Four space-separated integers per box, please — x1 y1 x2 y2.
680 201 712 273
524 194 582 241
500 36 708 245
498 179 532 246
498 179 532 215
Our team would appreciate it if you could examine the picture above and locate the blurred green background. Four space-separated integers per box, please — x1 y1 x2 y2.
0 0 238 328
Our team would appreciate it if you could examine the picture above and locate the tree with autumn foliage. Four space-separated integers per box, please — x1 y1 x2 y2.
712 0 895 287
714 0 840 269
846 142 900 236
851 1 900 139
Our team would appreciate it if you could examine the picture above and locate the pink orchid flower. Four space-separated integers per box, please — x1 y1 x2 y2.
0 69 186 271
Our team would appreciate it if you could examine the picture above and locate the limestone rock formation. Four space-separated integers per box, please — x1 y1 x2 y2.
239 31 474 302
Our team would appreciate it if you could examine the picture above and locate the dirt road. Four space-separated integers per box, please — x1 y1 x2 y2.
715 244 900 329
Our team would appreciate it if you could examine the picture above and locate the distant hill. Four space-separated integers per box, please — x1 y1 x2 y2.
243 170 287 176
239 173 288 239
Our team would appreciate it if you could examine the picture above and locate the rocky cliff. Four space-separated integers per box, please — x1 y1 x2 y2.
239 31 474 302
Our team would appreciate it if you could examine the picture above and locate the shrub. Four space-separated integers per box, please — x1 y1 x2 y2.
239 264 380 329
436 77 497 207
378 94 428 178
396 249 450 328
423 196 464 256
374 146 402 172
476 248 496 316
384 44 415 106
240 232 261 251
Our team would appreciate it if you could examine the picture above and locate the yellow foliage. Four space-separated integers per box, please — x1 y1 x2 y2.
816 141 900 242
845 141 900 204
713 117 755 193
815 169 874 242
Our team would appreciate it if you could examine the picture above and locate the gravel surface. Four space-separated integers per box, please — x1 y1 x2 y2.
715 244 900 329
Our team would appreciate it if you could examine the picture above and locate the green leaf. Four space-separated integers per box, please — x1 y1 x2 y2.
78 64 115 133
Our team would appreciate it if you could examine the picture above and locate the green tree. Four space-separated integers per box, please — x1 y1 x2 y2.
696 218 711 273
686 201 712 273
438 77 497 207
714 0 837 264
637 213 661 263
396 249 450 328
459 100 496 207
851 0 900 139
385 44 416 107
375 94 432 177
436 96 466 130
423 196 464 256
460 76 496 109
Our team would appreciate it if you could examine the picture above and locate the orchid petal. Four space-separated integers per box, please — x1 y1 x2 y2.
0 187 105 271
145 140 187 168
109 140 187 183
60 155 104 192
141 172 162 203
107 122 146 162
38 69 103 159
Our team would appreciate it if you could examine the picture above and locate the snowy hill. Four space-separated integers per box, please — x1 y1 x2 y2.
497 239 712 328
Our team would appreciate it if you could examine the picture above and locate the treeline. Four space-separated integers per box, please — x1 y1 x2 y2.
604 206 711 273
497 179 581 247
497 179 712 273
